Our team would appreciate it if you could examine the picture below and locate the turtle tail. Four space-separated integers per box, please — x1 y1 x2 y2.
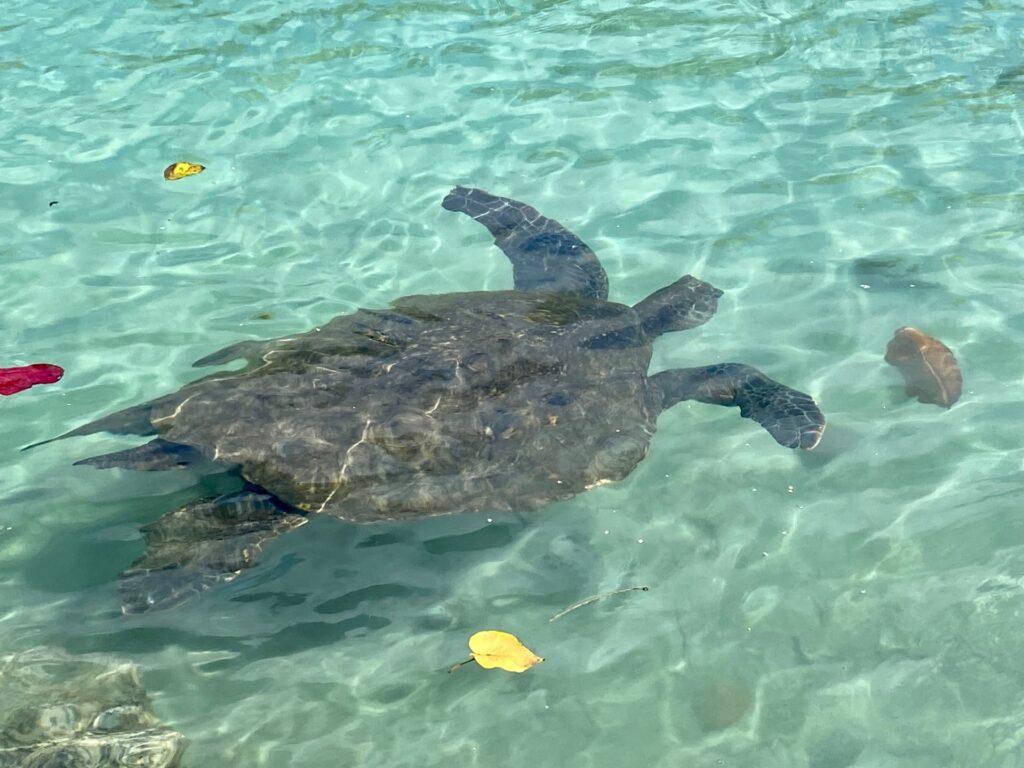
21 402 157 451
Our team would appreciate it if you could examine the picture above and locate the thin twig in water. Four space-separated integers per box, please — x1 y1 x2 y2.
549 585 649 622
447 658 474 674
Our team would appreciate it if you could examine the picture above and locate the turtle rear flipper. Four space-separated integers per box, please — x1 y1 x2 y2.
442 186 609 300
119 490 307 614
649 363 825 450
74 439 206 471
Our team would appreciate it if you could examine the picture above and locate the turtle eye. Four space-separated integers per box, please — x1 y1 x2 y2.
542 392 570 406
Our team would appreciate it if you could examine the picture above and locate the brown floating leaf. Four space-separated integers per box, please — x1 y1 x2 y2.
884 326 962 408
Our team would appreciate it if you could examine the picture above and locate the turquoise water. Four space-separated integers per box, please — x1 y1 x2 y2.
3 0 1024 764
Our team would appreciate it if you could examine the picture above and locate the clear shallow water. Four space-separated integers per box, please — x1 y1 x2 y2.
3 0 1024 765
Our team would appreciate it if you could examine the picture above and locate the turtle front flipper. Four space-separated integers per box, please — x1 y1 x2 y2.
649 363 825 450
442 186 609 300
118 490 307 614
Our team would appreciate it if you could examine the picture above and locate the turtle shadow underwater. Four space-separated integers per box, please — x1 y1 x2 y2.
28 187 826 615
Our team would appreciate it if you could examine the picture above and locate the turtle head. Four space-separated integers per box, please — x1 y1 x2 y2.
634 275 722 338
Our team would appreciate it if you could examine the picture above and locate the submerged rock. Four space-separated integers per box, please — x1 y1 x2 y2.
0 647 186 768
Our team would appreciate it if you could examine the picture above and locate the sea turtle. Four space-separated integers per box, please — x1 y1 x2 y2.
0 647 186 767
43 187 825 613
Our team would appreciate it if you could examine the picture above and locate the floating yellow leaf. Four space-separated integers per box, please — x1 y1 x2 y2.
468 630 543 673
163 162 205 181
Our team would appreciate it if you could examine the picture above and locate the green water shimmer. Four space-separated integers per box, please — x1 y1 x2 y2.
3 0 1024 765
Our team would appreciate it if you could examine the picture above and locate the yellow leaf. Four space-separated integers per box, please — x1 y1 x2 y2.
163 162 205 181
468 630 544 673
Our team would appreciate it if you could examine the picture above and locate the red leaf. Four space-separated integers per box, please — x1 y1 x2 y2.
884 327 962 408
0 364 64 396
